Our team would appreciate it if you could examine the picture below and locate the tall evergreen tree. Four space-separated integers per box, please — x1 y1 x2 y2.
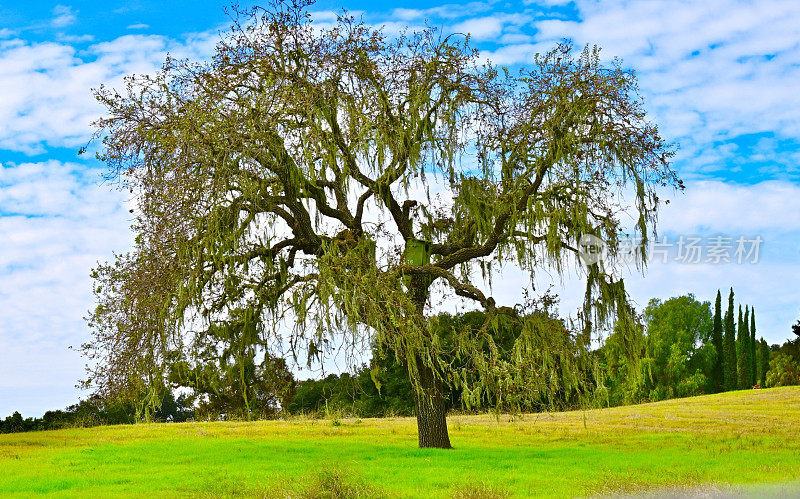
759 338 770 387
711 290 724 392
723 288 737 391
749 309 757 386
755 338 763 387
737 306 751 389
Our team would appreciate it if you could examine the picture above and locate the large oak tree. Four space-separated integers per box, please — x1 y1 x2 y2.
84 2 678 448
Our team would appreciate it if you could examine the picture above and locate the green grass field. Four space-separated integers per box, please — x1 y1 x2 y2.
2 387 799 498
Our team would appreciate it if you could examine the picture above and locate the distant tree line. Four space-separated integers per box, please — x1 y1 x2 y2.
5 306 591 429
241 291 800 415
768 319 800 387
5 291 800 432
288 308 592 417
597 288 799 406
0 393 193 434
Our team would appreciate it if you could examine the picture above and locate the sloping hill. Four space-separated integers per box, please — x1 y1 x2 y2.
2 387 799 497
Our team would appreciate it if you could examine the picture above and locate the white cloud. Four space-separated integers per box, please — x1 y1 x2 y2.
481 42 551 65
56 34 94 43
0 161 131 416
390 8 424 21
524 0 573 5
526 0 800 176
0 30 219 155
383 2 796 178
0 24 244 415
453 17 505 40
423 178 800 348
452 14 533 41
51 5 77 28
126 23 150 30
433 178 800 346
623 180 800 343
657 181 800 234
499 32 534 44
390 2 495 21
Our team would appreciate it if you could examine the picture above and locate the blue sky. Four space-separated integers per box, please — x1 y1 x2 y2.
2 0 800 416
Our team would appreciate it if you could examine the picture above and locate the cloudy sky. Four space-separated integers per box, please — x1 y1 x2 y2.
2 0 799 416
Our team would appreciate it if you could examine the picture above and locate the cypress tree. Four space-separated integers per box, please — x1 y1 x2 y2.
755 339 762 387
749 309 757 386
723 288 737 391
711 290 724 392
737 306 750 389
759 339 770 387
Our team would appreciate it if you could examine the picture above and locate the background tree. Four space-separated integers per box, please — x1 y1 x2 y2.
640 296 713 400
288 307 580 417
168 345 295 421
749 309 757 387
765 318 800 388
737 306 750 389
711 290 724 392
0 394 193 434
723 289 737 391
766 353 800 387
757 337 770 387
781 320 800 361
596 308 648 406
84 2 678 448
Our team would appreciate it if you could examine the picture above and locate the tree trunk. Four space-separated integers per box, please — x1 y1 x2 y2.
408 355 452 449
404 246 451 449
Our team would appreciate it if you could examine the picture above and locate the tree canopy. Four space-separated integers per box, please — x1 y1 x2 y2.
83 1 679 447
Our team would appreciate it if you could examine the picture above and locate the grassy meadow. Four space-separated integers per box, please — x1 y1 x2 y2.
1 387 799 497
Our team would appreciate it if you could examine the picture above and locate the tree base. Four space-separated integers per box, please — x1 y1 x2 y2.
410 358 452 449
